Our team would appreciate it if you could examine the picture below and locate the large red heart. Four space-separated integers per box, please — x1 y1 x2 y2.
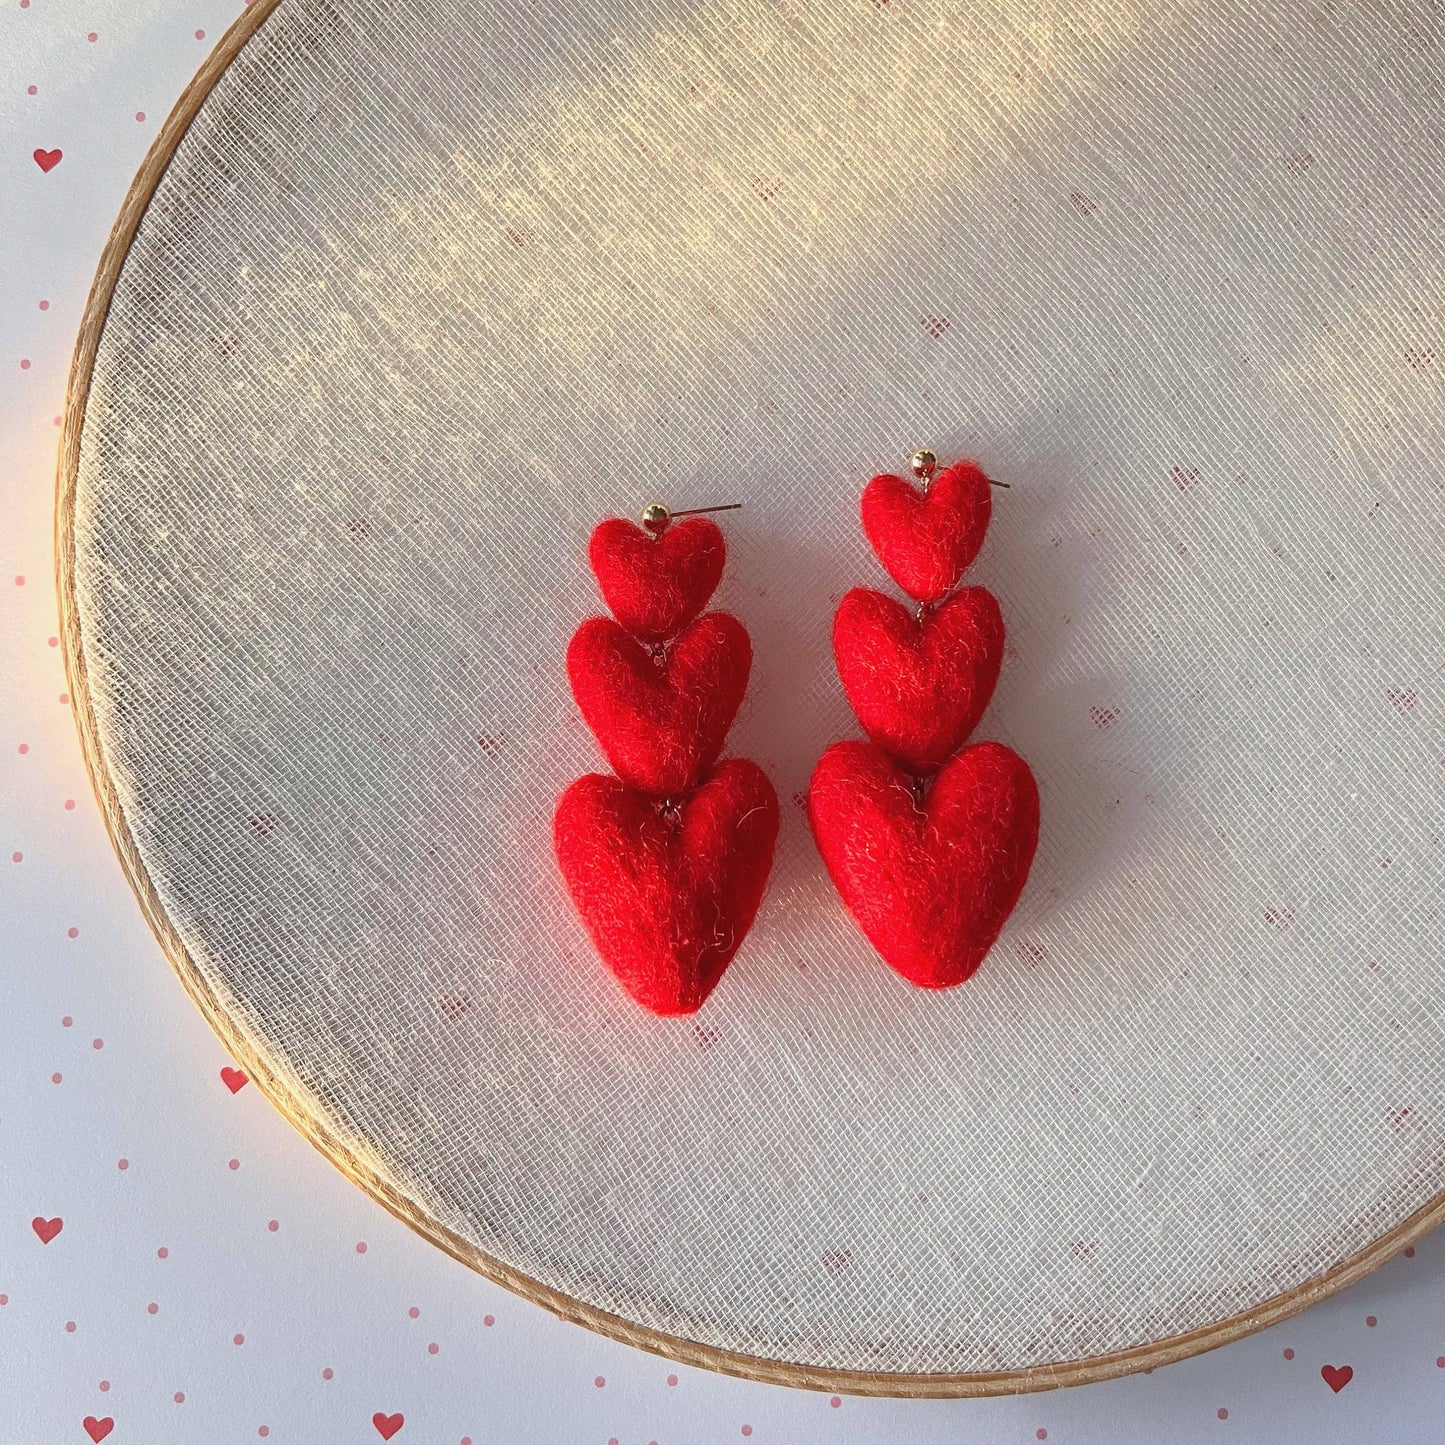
809 738 1038 988
83 1419 114 1443
861 460 992 603
372 1413 405 1439
554 759 778 1015
33 148 63 173
589 516 725 642
32 1215 63 1244
567 612 750 796
833 585 1003 774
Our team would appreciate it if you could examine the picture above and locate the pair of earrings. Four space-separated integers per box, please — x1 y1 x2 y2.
553 452 1039 1017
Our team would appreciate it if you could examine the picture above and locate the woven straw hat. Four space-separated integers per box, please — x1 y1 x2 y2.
59 0 1445 1394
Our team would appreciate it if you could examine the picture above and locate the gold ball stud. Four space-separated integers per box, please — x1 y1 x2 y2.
909 449 938 481
640 501 671 533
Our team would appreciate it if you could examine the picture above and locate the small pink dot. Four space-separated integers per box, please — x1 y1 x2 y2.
99 1381 110 1393
267 1220 279 1233
87 31 97 41
321 1368 333 1380
12 852 22 863
594 1376 605 1388
408 1307 419 1319
1366 1315 1377 1327
52 416 61 426
65 1321 76 1333
1037 1433 1048 1442
1217 1408 1229 1420
228 1158 240 1171
667 1374 678 1386
38 298 48 309
117 1158 129 1170
174 1392 185 1404
427 1342 439 1355
742 1429 753 1439
1406 1247 1417 1258
461 1439 472 1445
65 799 76 811
1437 1356 1445 1368
92 1038 103 1050
20 359 31 370
195 28 205 38
62 1016 73 1027
67 927 78 938
59 693 69 705
354 1241 367 1254
0 1295 7 1305
17 743 28 754
483 1315 494 1327
157 1247 169 1259
48 636 58 646
147 1302 158 1315
829 1396 841 1408
233 1333 245 1346
135 111 146 122
27 85 37 95
258 1429 269 1438
51 1072 62 1084
1283 1348 1295 1360
21 2 30 10
13 576 23 585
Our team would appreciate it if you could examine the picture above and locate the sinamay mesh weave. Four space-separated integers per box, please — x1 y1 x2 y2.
72 0 1445 1376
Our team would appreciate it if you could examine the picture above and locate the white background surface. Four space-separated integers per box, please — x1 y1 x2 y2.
4 2 1445 1441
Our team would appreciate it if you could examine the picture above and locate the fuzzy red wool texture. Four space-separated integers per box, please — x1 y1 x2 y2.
812 458 1038 987
555 515 778 1015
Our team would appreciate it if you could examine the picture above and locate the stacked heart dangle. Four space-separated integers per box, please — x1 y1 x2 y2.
809 451 1040 989
554 502 779 1016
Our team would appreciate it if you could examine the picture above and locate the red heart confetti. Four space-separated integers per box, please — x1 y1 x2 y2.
372 1412 405 1440
83 1418 114 1443
1321 1363 1353 1393
220 1065 249 1093
33 147 63 173
32 1215 63 1244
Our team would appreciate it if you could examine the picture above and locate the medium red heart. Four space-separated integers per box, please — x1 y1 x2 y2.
589 516 725 642
1321 1364 1353 1393
833 586 1003 774
567 613 750 796
554 759 778 1015
32 1215 63 1244
34 148 63 173
220 1065 249 1093
372 1412 405 1440
861 460 992 603
83 1418 114 1443
809 738 1038 988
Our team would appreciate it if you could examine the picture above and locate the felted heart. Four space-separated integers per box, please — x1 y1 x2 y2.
567 612 750 796
554 759 779 1015
833 585 1004 774
809 738 1038 988
589 516 726 642
861 459 992 603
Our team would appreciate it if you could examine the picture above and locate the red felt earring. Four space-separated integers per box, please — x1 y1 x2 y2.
809 450 1039 989
555 501 779 1016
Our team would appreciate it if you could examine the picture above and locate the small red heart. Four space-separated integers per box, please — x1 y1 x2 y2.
567 613 750 796
1321 1364 1353 1393
554 759 778 1015
372 1413 404 1439
32 1215 64 1244
34 148 63 173
833 586 1003 773
589 517 725 642
809 738 1038 988
83 1418 114 1442
861 460 992 603
220 1066 249 1093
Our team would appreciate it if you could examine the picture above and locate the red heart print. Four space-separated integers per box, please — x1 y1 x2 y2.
372 1413 404 1439
567 613 750 796
589 517 725 642
220 1066 249 1093
32 1215 63 1244
833 585 1004 773
554 759 779 1015
83 1418 114 1443
1321 1364 1353 1393
809 738 1038 988
34 148 63 173
861 460 992 603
